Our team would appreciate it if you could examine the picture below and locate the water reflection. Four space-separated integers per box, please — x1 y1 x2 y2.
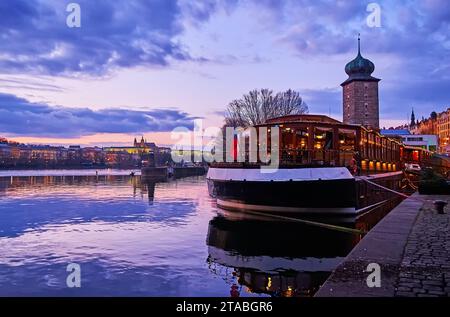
0 174 224 296
206 214 356 297
0 172 398 296
206 193 401 297
0 176 197 238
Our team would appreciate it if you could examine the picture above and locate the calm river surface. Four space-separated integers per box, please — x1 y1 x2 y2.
0 170 379 297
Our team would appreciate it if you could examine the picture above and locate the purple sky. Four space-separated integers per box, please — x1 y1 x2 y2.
0 0 449 146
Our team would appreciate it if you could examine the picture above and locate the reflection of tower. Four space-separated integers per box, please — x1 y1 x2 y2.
132 176 138 198
146 182 156 204
342 35 380 130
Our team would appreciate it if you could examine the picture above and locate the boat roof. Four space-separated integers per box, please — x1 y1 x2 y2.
266 114 341 124
252 114 403 145
255 114 364 130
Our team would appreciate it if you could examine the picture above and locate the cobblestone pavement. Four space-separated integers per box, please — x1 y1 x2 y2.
395 196 450 297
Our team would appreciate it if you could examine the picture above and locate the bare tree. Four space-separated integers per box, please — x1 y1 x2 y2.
225 89 308 127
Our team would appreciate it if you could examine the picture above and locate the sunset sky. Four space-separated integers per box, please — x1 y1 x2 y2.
0 0 449 146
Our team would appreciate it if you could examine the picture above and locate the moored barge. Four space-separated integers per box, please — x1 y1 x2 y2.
207 36 421 216
207 114 406 215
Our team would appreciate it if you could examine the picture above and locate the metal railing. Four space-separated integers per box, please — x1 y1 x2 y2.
210 149 357 168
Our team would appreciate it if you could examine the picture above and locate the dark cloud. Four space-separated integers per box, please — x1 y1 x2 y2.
267 0 449 57
0 93 196 137
0 0 219 76
2 0 448 77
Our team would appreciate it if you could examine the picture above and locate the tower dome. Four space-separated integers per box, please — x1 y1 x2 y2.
342 35 379 84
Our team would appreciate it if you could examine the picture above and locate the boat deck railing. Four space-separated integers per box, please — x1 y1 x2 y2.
210 148 402 174
210 149 348 168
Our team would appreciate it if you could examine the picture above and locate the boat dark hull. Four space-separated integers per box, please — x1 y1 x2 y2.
207 167 404 215
208 178 357 214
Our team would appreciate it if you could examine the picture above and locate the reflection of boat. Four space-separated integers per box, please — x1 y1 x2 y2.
206 215 355 297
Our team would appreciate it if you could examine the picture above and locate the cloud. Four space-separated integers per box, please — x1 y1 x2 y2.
0 77 64 92
299 87 341 115
254 0 450 120
247 0 449 85
0 93 197 137
2 1 448 78
255 0 449 57
0 0 449 123
380 77 450 120
0 0 221 76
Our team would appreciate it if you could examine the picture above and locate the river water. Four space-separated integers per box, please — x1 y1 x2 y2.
0 170 389 296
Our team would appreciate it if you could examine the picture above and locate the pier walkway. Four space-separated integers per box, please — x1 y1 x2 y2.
316 193 450 297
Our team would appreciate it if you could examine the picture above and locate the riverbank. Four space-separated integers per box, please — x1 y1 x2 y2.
316 192 450 297
0 169 141 177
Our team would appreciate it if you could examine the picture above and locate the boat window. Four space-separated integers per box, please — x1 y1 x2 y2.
339 129 356 151
314 127 333 151
386 143 390 164
375 136 381 160
339 128 356 166
295 127 309 150
368 133 374 158
281 127 295 150
381 138 387 162
361 130 368 158
280 125 311 164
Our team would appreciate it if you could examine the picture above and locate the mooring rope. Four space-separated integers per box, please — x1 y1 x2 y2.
401 177 418 190
241 209 367 235
361 178 411 199
361 177 434 204
355 199 389 219
355 199 388 215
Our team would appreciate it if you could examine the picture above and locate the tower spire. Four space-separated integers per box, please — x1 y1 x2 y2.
357 33 361 55
410 108 416 128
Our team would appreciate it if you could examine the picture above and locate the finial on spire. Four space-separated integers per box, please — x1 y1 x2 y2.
357 33 361 55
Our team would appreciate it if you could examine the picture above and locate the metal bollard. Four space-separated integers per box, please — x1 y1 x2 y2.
433 200 448 214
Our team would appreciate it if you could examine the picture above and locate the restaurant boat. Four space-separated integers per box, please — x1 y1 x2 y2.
206 36 431 216
207 114 408 215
